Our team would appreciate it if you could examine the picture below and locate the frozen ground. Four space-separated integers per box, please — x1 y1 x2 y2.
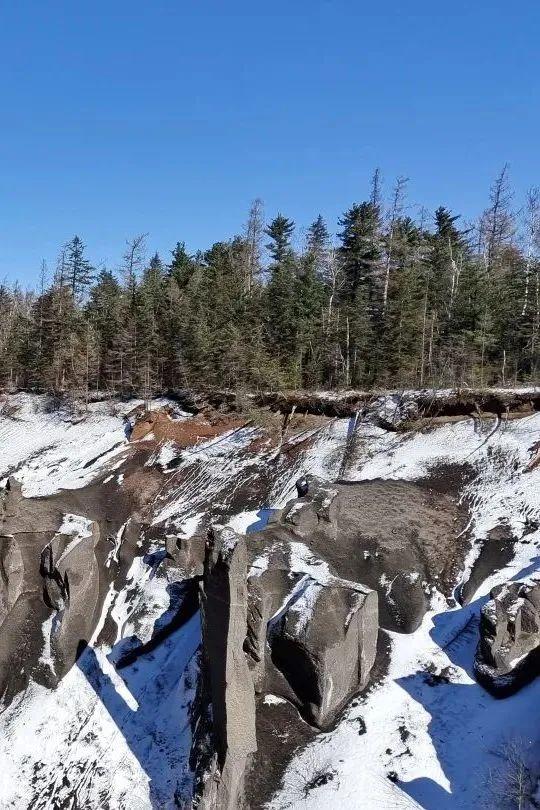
0 395 539 809
0 394 200 810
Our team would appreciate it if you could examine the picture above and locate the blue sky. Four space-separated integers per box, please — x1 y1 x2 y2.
0 0 538 284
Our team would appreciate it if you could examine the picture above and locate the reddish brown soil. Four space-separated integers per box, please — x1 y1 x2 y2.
131 409 245 446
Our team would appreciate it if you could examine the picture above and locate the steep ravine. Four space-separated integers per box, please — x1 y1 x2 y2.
0 392 539 809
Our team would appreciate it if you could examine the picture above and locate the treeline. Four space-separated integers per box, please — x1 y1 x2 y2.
1 166 540 396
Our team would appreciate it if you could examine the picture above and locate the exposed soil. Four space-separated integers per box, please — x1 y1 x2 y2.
131 409 246 445
167 386 540 421
334 480 468 631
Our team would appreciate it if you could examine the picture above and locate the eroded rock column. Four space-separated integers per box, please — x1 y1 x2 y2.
197 527 257 810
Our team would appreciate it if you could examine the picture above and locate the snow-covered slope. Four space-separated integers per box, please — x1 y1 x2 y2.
0 395 200 809
0 395 349 809
0 394 137 496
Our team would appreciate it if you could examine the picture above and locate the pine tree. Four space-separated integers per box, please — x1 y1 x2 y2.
337 202 382 385
338 203 382 305
306 215 330 276
86 269 123 390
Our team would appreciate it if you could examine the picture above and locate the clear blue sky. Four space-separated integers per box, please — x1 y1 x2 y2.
0 0 538 284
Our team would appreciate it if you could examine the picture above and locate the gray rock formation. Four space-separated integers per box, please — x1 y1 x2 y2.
165 531 206 578
0 478 64 699
0 477 106 694
193 483 381 805
475 578 540 696
0 535 25 622
197 527 257 810
245 558 296 693
270 480 339 540
269 574 378 728
41 519 102 678
245 482 378 729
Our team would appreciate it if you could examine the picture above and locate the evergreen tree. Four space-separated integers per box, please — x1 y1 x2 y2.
168 242 196 288
0 173 539 395
265 215 295 264
86 269 124 389
64 236 94 300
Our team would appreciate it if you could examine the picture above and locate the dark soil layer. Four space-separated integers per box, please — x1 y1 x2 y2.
460 523 516 604
167 386 540 421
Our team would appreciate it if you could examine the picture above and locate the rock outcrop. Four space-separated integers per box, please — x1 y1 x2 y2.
0 535 25 622
0 478 64 699
271 481 340 540
197 527 257 810
268 574 378 728
165 532 206 578
245 559 295 693
0 478 108 694
244 482 379 729
271 478 466 634
195 487 379 807
475 579 540 696
40 518 102 679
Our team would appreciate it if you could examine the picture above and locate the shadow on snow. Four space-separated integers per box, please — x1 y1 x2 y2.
396 555 540 810
77 576 201 810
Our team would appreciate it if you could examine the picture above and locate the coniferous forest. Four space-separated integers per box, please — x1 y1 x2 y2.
2 166 540 397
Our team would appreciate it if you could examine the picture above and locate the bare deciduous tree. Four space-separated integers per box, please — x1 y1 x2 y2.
383 176 408 312
243 198 264 294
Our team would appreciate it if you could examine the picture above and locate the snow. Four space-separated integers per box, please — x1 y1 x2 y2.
270 420 350 507
269 413 540 810
227 509 261 535
176 512 205 538
38 614 56 674
145 440 180 469
270 589 540 809
55 513 95 565
0 394 203 809
285 579 322 634
264 694 288 706
151 425 262 527
289 540 333 584
0 539 200 810
217 524 242 557
0 611 200 810
0 393 145 496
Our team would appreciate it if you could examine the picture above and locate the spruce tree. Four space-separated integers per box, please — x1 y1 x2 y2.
64 236 94 300
265 215 295 264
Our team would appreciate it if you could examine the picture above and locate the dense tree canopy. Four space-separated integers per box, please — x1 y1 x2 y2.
1 169 540 396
